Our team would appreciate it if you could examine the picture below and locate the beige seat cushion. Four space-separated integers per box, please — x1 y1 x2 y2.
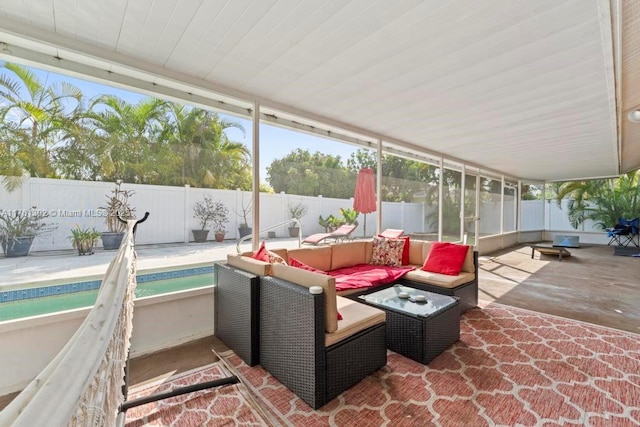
403 267 475 289
408 240 427 265
286 246 332 272
326 297 386 347
271 263 338 333
331 241 368 270
226 253 271 276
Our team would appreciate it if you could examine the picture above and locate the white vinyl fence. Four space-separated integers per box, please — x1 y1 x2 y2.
1 177 431 252
1 176 596 253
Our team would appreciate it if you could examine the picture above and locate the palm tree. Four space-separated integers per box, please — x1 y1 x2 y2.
0 62 83 189
163 102 250 188
554 170 640 229
86 95 167 183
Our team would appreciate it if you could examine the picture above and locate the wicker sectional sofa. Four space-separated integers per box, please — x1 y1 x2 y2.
215 239 478 409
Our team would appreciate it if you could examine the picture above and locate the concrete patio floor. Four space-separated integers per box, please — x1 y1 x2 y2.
0 237 303 288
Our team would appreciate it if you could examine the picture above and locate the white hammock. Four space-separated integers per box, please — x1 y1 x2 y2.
0 220 138 426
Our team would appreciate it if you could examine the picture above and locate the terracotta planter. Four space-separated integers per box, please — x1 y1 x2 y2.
214 232 225 242
288 227 300 237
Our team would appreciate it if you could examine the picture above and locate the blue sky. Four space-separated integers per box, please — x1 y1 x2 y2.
17 63 358 185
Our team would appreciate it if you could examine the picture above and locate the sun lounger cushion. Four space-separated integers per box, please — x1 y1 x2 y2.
422 242 470 275
370 236 405 266
379 229 404 238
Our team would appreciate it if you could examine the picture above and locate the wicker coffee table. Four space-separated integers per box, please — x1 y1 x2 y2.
358 284 460 364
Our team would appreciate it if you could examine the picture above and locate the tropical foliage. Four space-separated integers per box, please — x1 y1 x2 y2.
0 62 251 190
267 149 354 199
553 170 639 230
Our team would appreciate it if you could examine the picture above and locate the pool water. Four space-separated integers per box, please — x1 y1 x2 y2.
0 273 213 322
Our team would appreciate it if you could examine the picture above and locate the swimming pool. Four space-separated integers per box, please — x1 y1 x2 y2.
0 264 214 322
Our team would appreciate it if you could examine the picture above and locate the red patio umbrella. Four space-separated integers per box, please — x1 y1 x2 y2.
353 168 376 237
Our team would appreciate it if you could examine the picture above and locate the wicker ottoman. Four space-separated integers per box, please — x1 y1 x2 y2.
358 284 460 364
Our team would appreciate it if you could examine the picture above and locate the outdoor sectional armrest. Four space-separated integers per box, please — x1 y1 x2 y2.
259 275 387 409
214 263 261 366
259 275 327 408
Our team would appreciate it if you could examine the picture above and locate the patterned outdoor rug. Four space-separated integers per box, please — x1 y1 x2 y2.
219 301 640 426
125 302 640 426
124 362 270 426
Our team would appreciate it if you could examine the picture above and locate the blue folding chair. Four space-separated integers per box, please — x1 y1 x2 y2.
606 217 639 247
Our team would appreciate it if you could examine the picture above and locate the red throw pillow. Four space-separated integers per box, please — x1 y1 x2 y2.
289 257 325 273
422 242 469 276
377 235 410 265
252 241 269 262
252 241 287 264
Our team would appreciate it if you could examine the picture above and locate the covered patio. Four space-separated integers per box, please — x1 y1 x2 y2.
1 1 640 425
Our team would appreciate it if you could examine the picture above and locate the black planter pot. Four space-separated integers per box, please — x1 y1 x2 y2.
238 226 252 238
192 229 210 243
101 232 125 250
1 236 35 257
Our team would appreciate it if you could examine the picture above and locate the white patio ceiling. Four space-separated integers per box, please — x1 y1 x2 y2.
0 0 639 182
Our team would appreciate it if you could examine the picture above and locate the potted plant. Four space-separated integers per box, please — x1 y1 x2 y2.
100 180 135 250
235 198 252 239
0 208 57 257
287 202 308 237
192 195 229 242
68 225 101 255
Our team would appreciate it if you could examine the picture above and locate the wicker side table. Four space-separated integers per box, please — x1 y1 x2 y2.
359 284 460 364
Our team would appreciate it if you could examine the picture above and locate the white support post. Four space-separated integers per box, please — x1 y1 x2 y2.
438 158 443 241
500 176 505 235
461 166 466 242
251 100 260 251
376 140 382 236
184 185 191 243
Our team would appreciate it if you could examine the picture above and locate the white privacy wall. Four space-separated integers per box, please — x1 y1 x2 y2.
2 176 599 252
2 177 431 251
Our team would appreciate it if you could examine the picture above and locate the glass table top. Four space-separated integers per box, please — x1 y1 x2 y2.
359 284 458 318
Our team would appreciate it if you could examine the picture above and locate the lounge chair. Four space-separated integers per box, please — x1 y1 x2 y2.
379 229 404 238
302 224 357 245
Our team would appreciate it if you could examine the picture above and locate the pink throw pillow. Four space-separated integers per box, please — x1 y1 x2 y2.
252 241 286 264
422 242 469 276
252 241 269 262
289 257 325 273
